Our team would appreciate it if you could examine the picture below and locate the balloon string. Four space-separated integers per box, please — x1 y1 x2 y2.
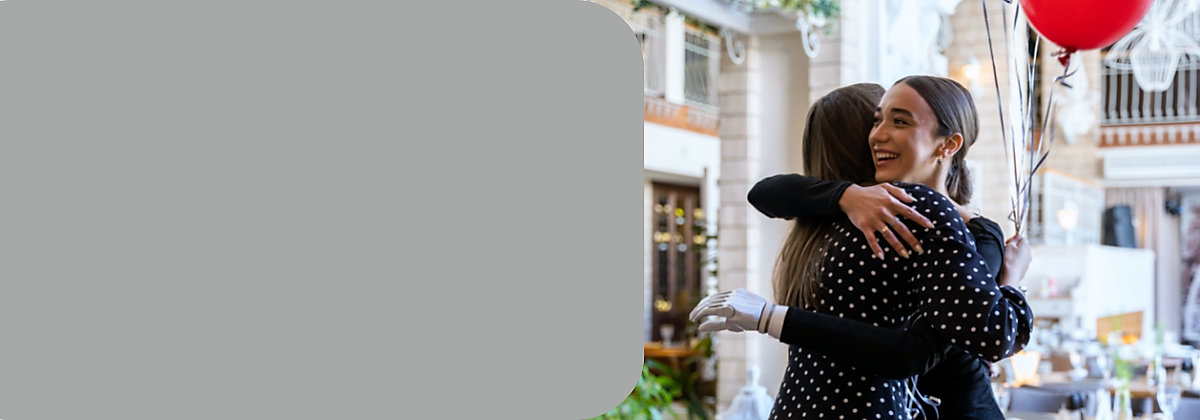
1016 58 1073 232
981 0 1019 231
1003 0 1032 206
1004 0 1023 143
1029 61 1073 176
1004 0 1035 236
1024 35 1041 152
1006 0 1032 236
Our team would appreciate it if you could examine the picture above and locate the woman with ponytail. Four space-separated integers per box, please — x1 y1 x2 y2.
691 77 1033 419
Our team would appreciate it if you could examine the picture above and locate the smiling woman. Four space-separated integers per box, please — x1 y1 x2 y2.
696 77 1034 420
870 76 979 207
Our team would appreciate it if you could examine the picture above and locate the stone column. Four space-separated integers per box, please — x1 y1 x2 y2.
715 31 761 412
807 0 865 104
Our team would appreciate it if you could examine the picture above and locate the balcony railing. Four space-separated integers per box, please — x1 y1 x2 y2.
591 0 665 96
1102 13 1200 126
684 27 720 110
1102 65 1200 126
590 0 722 135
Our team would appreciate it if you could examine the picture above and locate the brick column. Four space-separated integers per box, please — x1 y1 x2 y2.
808 0 865 104
715 32 761 412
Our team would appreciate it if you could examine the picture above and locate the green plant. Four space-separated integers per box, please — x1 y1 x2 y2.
682 215 717 348
589 338 718 420
771 0 841 21
1156 320 1166 348
630 0 843 36
693 215 717 279
590 361 680 420
1113 353 1134 385
656 336 717 420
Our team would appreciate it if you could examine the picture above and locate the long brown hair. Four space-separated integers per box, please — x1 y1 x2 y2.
773 83 883 309
895 75 979 205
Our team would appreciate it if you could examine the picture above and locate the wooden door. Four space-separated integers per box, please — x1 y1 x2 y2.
650 182 705 343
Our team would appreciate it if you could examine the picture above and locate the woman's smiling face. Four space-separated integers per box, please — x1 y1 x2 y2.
869 82 945 185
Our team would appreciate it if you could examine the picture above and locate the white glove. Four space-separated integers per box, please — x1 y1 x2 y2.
689 288 775 334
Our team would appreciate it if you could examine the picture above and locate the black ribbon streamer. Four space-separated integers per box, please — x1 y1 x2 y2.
980 0 1073 235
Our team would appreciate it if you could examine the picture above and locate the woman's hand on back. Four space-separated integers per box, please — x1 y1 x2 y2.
1000 235 1033 288
838 183 935 260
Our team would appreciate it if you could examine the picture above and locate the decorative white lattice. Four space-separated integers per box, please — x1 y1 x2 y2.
1105 0 1200 92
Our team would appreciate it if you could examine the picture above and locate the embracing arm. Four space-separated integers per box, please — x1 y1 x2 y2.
747 174 853 220
691 290 950 379
690 209 1032 378
773 307 950 379
762 218 1006 379
749 175 933 258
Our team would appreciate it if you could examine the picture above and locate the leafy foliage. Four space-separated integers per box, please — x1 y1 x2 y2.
587 336 717 420
588 361 678 420
630 0 843 35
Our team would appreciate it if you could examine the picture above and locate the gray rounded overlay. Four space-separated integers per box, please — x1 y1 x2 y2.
0 0 641 419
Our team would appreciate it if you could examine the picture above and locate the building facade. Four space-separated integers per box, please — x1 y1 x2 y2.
595 0 1200 413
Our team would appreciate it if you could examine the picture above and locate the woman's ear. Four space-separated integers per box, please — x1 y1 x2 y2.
941 133 964 160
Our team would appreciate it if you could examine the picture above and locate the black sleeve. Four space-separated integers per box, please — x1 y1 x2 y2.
747 174 854 220
967 216 1034 356
967 217 1005 280
901 185 1033 362
779 308 951 379
772 211 1031 378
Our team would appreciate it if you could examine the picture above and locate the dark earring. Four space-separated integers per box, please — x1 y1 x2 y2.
936 157 943 165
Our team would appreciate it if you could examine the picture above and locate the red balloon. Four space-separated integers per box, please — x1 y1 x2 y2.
1020 0 1154 52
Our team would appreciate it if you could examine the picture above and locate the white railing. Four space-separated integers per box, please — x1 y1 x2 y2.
644 95 682 122
640 19 665 96
684 27 721 110
590 0 666 96
1102 12 1200 126
1102 65 1200 125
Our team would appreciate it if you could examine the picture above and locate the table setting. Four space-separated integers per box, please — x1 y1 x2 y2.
991 321 1198 419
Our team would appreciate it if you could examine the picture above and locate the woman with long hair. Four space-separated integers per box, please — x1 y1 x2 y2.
690 77 1032 419
741 79 1032 418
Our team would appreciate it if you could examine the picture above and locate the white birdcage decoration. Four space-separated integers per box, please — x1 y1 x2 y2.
1105 0 1200 92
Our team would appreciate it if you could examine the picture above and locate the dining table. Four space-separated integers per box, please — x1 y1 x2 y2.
643 343 701 371
1029 371 1159 399
1004 412 1063 420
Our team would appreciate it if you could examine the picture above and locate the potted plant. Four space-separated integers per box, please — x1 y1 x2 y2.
590 361 679 420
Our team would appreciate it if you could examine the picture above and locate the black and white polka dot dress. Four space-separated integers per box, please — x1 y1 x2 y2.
768 184 1029 420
